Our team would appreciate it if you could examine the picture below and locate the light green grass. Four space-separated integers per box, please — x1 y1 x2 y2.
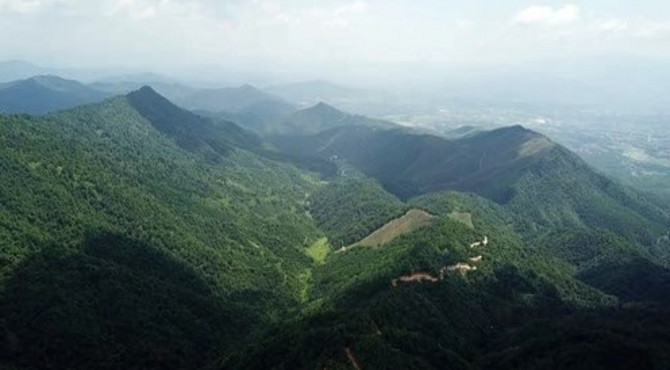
448 212 474 229
306 237 331 263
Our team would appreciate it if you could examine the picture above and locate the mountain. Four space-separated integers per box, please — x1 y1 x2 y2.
273 119 670 260
274 124 551 199
0 88 325 369
266 79 364 105
175 84 295 120
90 80 196 101
1 88 670 369
0 75 110 114
266 101 397 135
0 60 49 82
126 86 264 163
266 79 405 116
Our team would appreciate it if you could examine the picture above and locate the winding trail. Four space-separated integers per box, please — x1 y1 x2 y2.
392 273 439 287
392 237 489 287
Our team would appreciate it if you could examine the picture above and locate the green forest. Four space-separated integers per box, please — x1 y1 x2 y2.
1 88 669 369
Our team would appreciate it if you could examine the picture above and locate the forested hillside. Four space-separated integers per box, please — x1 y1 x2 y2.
308 178 407 247
1 90 669 369
0 90 323 369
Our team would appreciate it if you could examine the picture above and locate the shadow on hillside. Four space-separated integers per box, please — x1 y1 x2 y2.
229 261 670 370
0 231 252 370
578 257 670 305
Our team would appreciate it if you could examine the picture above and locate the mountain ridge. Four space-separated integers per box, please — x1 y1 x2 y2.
1 87 669 369
0 75 110 114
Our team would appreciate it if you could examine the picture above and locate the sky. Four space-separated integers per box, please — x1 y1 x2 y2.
1 0 670 83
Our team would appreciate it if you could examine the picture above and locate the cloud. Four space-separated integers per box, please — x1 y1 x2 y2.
257 1 367 29
514 4 579 26
334 1 367 16
635 21 670 38
107 0 205 20
0 0 42 13
596 19 628 33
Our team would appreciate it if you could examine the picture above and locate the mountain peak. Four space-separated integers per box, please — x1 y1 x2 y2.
0 74 109 114
238 84 260 92
28 74 64 82
311 101 343 114
126 85 174 107
133 85 159 95
25 75 81 89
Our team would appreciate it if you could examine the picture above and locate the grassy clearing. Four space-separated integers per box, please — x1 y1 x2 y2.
353 209 436 248
306 237 331 263
448 211 474 229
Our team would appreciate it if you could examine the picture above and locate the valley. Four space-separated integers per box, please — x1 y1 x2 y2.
4 1 670 368
0 84 669 369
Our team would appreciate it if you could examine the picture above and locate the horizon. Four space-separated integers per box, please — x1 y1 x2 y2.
2 1 670 87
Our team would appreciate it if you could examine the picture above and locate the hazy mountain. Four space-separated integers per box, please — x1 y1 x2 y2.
429 55 670 114
266 101 397 135
0 75 110 114
266 79 364 105
0 60 49 82
266 79 406 116
90 80 196 101
176 84 294 115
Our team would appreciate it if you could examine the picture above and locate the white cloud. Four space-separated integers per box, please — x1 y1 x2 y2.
257 1 367 29
514 4 580 26
107 0 205 20
334 1 367 16
0 0 43 13
597 19 628 32
635 21 670 38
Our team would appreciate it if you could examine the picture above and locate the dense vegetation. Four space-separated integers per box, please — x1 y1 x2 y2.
1 89 669 369
273 123 555 200
0 92 323 368
308 178 406 247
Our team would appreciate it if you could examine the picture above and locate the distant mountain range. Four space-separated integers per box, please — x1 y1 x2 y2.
0 60 49 82
0 75 110 114
267 79 406 116
236 101 396 135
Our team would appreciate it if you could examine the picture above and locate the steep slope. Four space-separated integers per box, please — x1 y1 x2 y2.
232 184 670 369
274 124 553 200
126 86 264 163
275 118 670 266
0 90 324 369
308 178 407 247
2 88 670 370
0 75 110 114
351 208 436 248
233 192 666 369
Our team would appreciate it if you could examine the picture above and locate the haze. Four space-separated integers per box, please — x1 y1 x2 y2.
3 0 670 86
